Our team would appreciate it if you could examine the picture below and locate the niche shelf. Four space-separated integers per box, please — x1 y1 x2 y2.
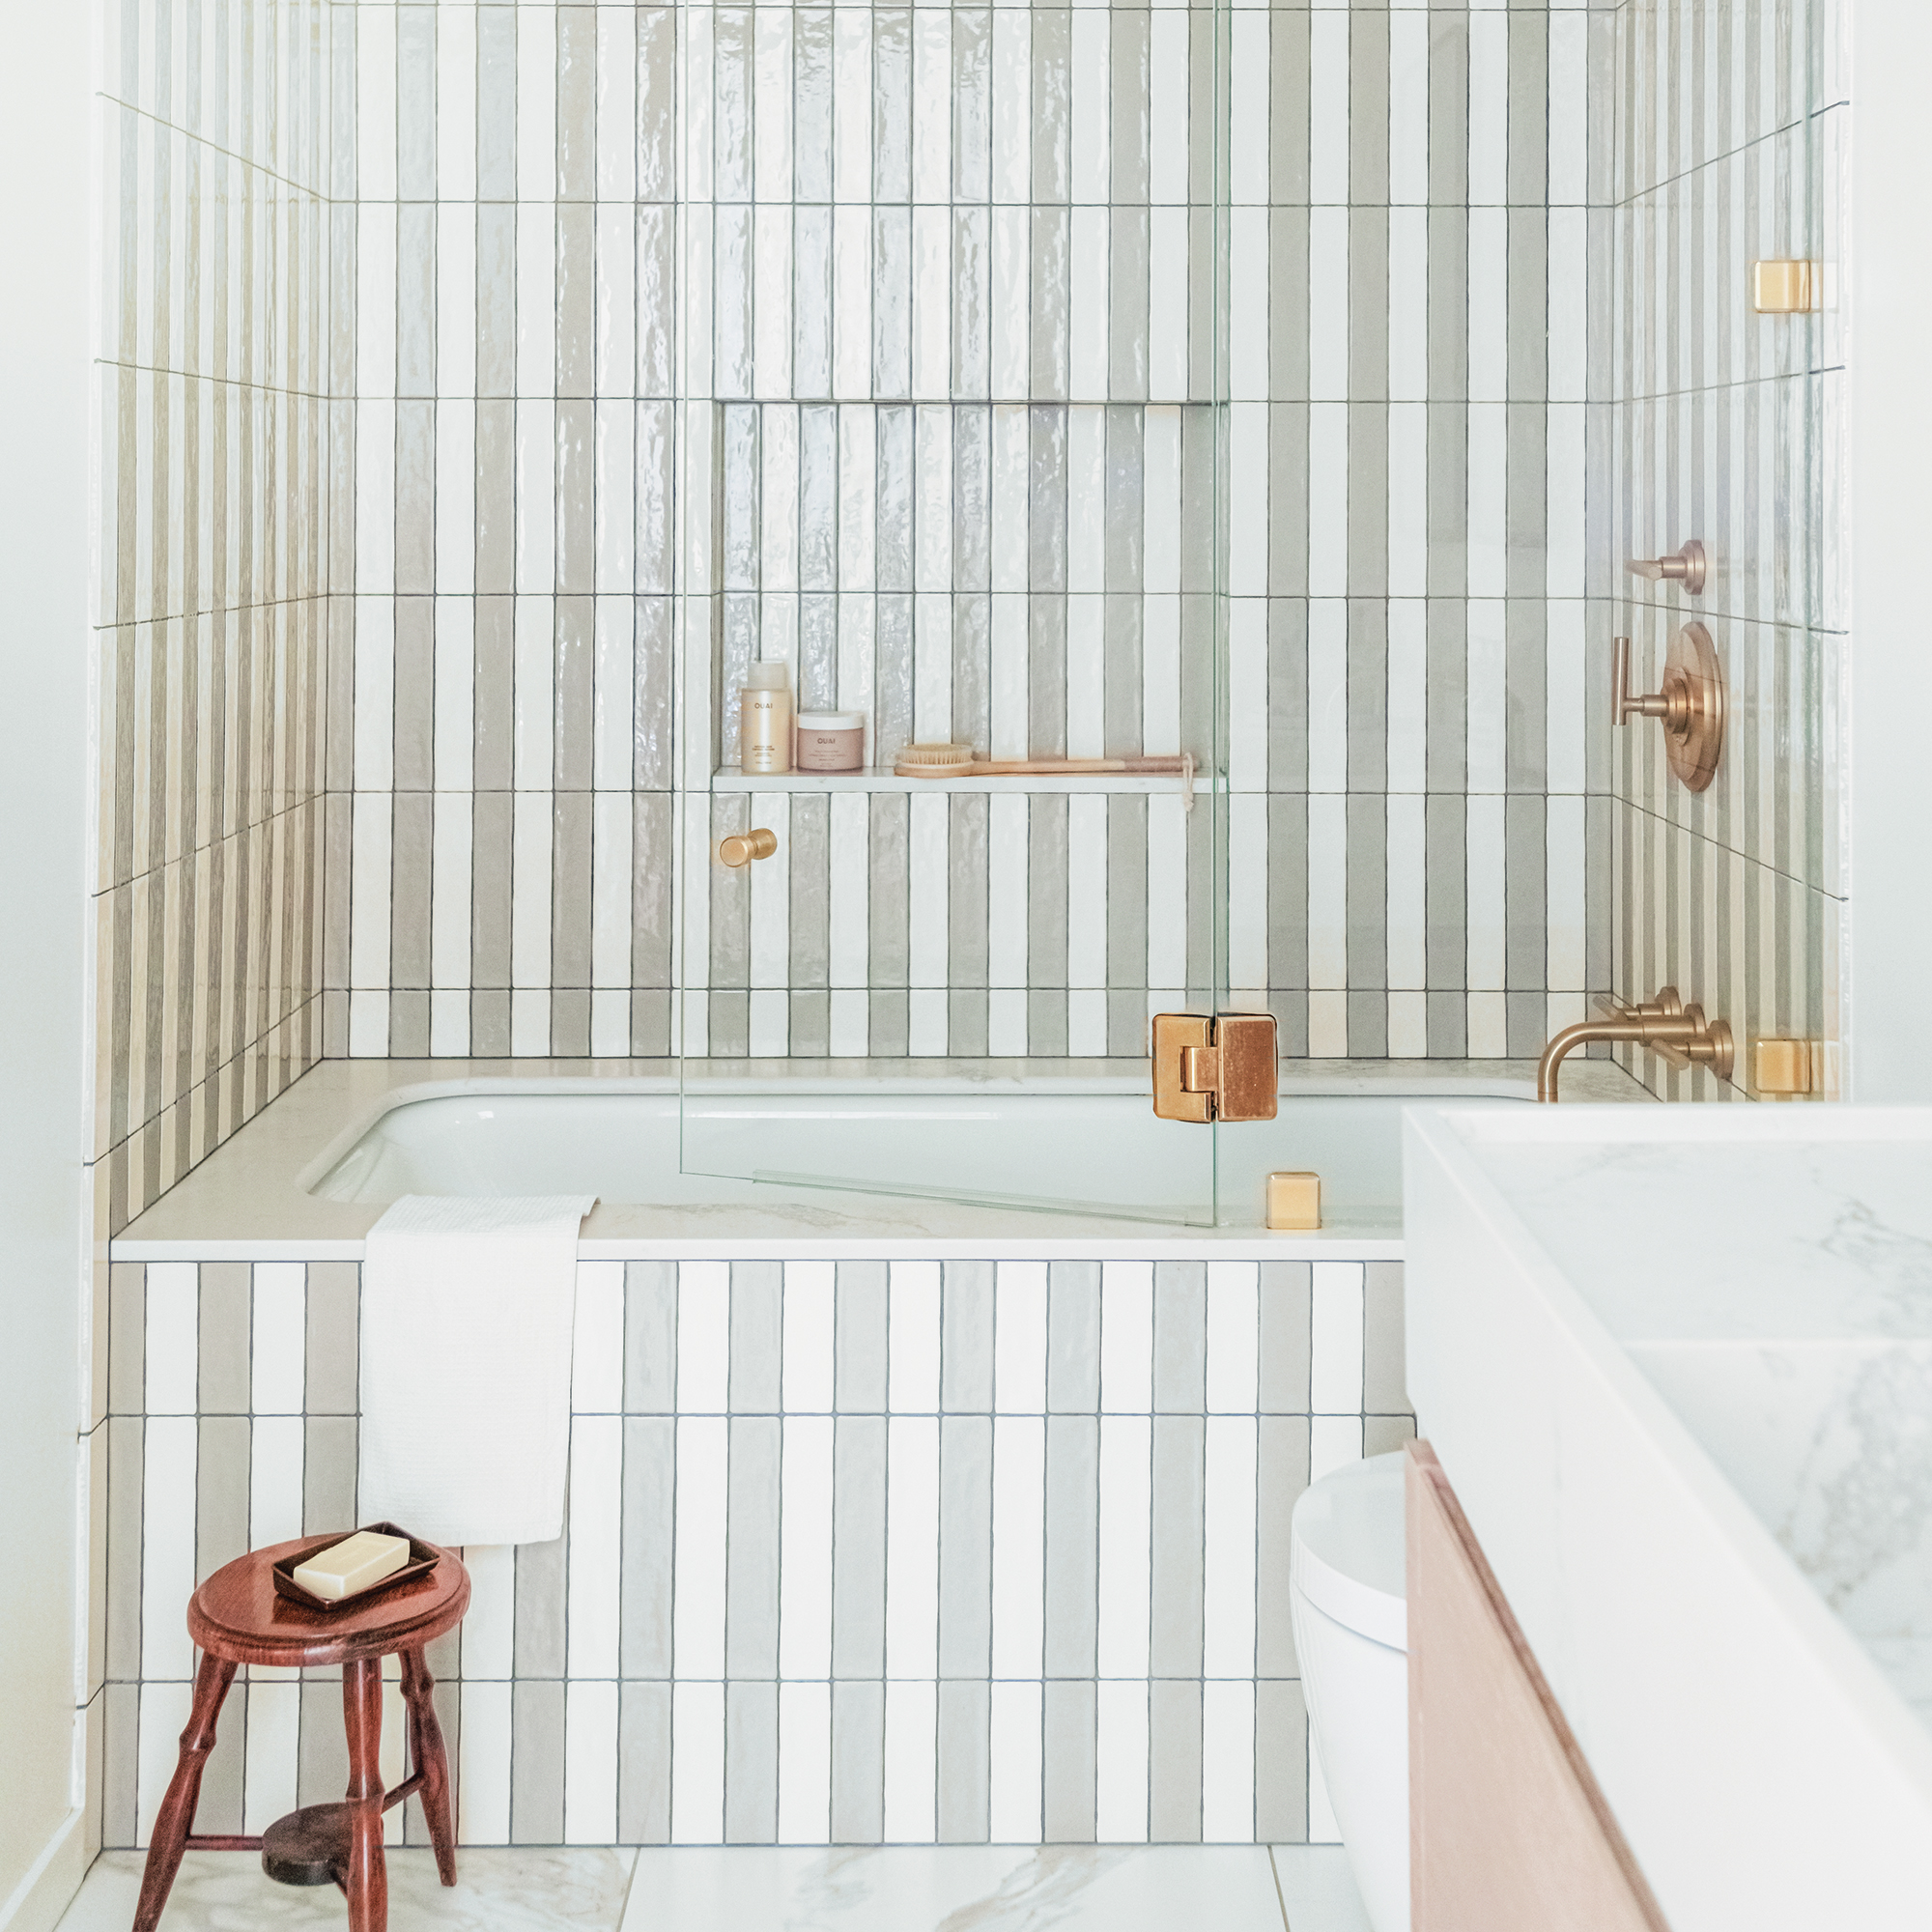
712 765 1198 797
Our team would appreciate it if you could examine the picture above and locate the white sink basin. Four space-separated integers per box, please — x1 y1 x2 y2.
1404 1106 1932 1932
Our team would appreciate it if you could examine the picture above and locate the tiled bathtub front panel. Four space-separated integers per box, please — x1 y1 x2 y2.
102 1256 1409 1848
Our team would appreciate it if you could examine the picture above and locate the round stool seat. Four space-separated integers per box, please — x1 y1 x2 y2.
189 1533 470 1668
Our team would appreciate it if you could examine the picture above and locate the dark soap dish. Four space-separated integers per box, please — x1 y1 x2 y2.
270 1521 440 1613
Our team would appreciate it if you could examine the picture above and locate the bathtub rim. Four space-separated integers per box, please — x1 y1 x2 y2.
110 1056 1649 1262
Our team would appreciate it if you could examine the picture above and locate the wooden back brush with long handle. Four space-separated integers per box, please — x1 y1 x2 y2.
894 743 1193 779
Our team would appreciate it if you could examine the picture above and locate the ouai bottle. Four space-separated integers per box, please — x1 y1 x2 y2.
740 661 793 775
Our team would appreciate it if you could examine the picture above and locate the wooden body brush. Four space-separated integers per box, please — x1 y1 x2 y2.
895 744 1193 779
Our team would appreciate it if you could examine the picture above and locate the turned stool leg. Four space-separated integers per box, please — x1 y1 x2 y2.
399 1647 458 1884
132 1653 238 1932
341 1658 389 1932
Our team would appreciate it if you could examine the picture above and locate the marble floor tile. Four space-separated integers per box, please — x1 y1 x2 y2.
1269 1847 1374 1932
56 1849 639 1932
619 1846 1291 1930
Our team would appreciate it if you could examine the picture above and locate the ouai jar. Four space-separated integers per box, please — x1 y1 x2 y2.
793 710 867 772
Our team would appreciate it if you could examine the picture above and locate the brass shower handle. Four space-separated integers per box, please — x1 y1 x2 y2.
1625 539 1706 593
718 827 779 867
1611 629 1725 792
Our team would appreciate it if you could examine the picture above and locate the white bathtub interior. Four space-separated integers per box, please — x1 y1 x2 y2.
306 1078 1537 1228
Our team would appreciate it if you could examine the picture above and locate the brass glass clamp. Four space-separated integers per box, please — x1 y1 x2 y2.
1536 986 1734 1101
1151 1012 1279 1122
1611 628 1725 793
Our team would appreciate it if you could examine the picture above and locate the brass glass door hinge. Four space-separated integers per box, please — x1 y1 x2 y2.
1151 1012 1279 1122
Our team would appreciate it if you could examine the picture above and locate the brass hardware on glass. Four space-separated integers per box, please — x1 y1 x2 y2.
1624 539 1707 594
718 827 779 867
1752 260 1819 314
1151 1012 1279 1123
1266 1172 1321 1231
1611 625 1725 792
1535 985 1734 1101
1754 1037 1818 1096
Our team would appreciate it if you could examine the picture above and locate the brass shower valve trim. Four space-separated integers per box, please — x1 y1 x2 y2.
1535 987 1734 1102
1611 627 1725 792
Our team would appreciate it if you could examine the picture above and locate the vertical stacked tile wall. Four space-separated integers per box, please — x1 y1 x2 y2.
333 3 1593 1063
95 1 348 1232
101 1256 1410 1847
1597 0 1843 1096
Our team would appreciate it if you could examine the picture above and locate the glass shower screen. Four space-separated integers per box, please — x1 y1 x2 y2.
670 0 1236 1224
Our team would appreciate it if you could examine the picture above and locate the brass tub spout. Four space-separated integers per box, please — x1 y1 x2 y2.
1536 988 1734 1101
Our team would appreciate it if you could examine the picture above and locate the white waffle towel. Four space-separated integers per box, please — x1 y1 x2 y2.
357 1194 595 1546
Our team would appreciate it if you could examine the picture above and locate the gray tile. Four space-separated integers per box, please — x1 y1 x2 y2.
1257 1417 1310 1680
936 1679 991 1844
1151 1263 1206 1413
195 1415 251 1586
724 1681 778 1844
109 1263 145 1414
298 1678 350 1810
1362 1264 1407 1414
105 1417 143 1682
829 1680 884 1843
303 1264 358 1417
1041 1415 1097 1678
102 1683 139 1849
1150 1416 1205 1678
836 1263 889 1412
831 1415 887 1679
618 1680 672 1844
1254 1680 1310 1844
302 1415 356 1535
940 1262 994 1413
1047 1263 1100 1413
620 1418 674 1680
515 1535 567 1679
1040 1680 1095 1843
936 1415 992 1678
511 1680 566 1845
1148 1679 1203 1844
724 1417 781 1677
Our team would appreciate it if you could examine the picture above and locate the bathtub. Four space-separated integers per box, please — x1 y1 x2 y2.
302 1074 1537 1232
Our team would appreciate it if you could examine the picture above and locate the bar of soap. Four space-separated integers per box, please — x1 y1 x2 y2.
292 1530 412 1602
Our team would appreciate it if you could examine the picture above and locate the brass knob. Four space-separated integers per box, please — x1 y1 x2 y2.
718 827 778 867
1625 539 1706 594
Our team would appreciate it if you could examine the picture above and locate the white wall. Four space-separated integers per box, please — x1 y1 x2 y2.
0 2 96 1926
1847 0 1932 1098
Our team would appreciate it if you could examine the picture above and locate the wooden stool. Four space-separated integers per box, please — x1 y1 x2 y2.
133 1532 471 1932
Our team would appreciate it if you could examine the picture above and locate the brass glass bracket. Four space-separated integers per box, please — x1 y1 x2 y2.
1752 260 1819 314
1151 1012 1279 1122
1625 539 1706 594
718 827 779 867
1611 626 1725 792
1536 986 1734 1101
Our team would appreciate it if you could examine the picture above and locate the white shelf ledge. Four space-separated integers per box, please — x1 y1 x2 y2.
712 765 1197 795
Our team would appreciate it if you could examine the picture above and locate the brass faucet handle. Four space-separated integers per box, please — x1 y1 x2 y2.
1624 539 1707 594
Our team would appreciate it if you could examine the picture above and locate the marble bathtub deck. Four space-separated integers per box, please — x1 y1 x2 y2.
59 1845 1372 1931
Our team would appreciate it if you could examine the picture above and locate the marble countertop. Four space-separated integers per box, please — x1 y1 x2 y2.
1405 1104 1932 1932
110 1055 1649 1259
